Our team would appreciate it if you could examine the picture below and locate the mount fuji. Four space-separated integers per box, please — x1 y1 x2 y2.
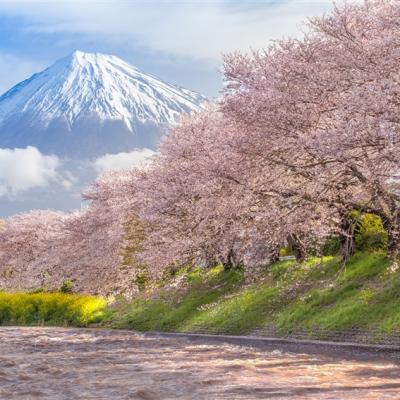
0 51 206 158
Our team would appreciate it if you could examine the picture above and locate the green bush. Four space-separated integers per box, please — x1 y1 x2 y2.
0 292 108 327
134 272 149 292
354 213 388 252
321 213 388 256
60 280 74 293
322 236 341 256
279 247 293 257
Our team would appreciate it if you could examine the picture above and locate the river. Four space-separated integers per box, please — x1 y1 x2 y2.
0 327 399 399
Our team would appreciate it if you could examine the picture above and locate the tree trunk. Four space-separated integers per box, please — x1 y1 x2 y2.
269 246 280 264
287 233 306 263
382 215 400 259
223 249 237 271
339 214 356 265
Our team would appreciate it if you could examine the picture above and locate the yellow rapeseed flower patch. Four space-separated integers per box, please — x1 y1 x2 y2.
0 292 108 326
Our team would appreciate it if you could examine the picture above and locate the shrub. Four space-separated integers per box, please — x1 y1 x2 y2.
321 213 387 257
322 236 341 256
134 272 148 292
60 279 74 293
354 213 388 252
279 247 293 257
359 288 374 305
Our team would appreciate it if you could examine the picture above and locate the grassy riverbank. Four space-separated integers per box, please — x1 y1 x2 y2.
105 252 400 340
1 252 399 341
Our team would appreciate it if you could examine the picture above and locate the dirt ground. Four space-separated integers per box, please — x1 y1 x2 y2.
1 327 400 399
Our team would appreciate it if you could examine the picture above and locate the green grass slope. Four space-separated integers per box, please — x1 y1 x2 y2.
105 252 400 342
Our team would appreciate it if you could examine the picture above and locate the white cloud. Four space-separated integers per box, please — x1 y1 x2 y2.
0 146 63 196
94 148 154 174
0 1 339 63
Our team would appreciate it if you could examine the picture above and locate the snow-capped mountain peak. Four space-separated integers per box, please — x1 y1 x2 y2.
0 51 206 157
0 50 205 129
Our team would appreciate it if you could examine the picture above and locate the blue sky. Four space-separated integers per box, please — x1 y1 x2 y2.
0 0 335 98
0 0 340 216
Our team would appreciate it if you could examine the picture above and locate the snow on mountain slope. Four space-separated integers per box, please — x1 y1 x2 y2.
0 51 206 157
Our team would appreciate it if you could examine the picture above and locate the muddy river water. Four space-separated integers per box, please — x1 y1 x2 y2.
1 327 400 399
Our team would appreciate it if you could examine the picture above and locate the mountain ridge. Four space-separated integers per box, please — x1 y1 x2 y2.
0 50 206 157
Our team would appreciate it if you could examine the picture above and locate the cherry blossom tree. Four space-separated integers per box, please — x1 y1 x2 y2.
222 0 400 258
60 170 143 295
3 0 400 294
0 210 68 290
0 171 143 295
133 108 331 275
